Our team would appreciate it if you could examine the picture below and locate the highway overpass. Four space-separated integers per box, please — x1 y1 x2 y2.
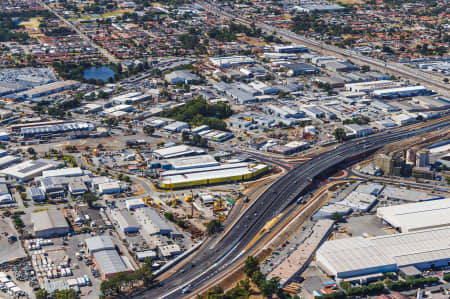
134 117 450 299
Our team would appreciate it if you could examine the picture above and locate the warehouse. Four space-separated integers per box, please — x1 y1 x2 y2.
27 187 46 202
377 198 450 233
209 56 255 67
17 80 80 99
42 167 84 178
19 122 94 137
160 162 268 189
125 198 147 211
316 227 450 279
1 159 61 181
85 236 133 279
134 207 173 236
97 182 122 195
111 209 140 234
31 210 70 238
345 80 402 93
152 145 205 160
273 44 309 53
164 155 219 170
0 155 21 169
372 86 428 99
163 121 189 133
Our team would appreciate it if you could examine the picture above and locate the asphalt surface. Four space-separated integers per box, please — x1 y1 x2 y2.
134 117 450 299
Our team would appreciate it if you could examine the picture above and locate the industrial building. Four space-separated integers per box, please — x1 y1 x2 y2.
345 80 402 93
19 122 94 137
377 198 450 233
267 141 309 155
16 80 80 99
125 198 147 211
152 145 205 160
134 207 173 236
160 162 268 189
372 86 428 99
209 56 255 67
0 155 21 169
1 159 62 181
111 209 140 233
164 70 200 84
97 182 122 195
155 155 219 170
316 227 450 280
42 167 84 178
31 210 70 238
85 236 133 279
273 44 309 53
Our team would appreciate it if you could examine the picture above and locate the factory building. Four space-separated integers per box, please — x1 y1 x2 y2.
0 155 21 169
134 207 173 236
111 209 140 234
152 145 205 160
377 198 450 233
31 210 70 238
344 124 374 138
85 236 133 279
155 155 219 171
1 159 62 181
345 80 402 93
16 80 80 99
42 167 84 178
273 44 309 53
316 227 450 280
372 86 428 99
125 198 147 211
27 187 46 202
160 162 268 189
267 141 309 155
19 122 94 137
209 56 255 67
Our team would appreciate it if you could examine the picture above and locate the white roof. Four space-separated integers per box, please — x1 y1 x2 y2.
153 145 205 159
162 163 267 185
377 198 450 232
317 227 450 277
42 167 83 178
166 155 219 170
1 159 60 180
31 210 69 232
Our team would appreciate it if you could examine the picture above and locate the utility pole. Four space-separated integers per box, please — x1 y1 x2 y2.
191 189 194 218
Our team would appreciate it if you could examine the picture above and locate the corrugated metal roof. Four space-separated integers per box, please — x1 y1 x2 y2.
93 249 130 275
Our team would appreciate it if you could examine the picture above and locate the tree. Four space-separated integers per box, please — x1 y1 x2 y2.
36 289 49 299
332 212 343 222
143 125 155 136
206 219 221 235
182 131 190 143
260 277 280 298
82 192 98 207
135 260 153 286
333 128 346 142
244 256 259 277
27 147 36 156
53 289 79 299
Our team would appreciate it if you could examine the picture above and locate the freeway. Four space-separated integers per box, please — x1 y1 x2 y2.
196 2 450 97
134 117 450 299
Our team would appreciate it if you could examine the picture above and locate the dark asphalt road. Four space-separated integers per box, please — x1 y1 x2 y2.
134 118 449 299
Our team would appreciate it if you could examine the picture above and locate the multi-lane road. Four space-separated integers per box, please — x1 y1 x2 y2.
196 2 449 97
135 117 450 299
